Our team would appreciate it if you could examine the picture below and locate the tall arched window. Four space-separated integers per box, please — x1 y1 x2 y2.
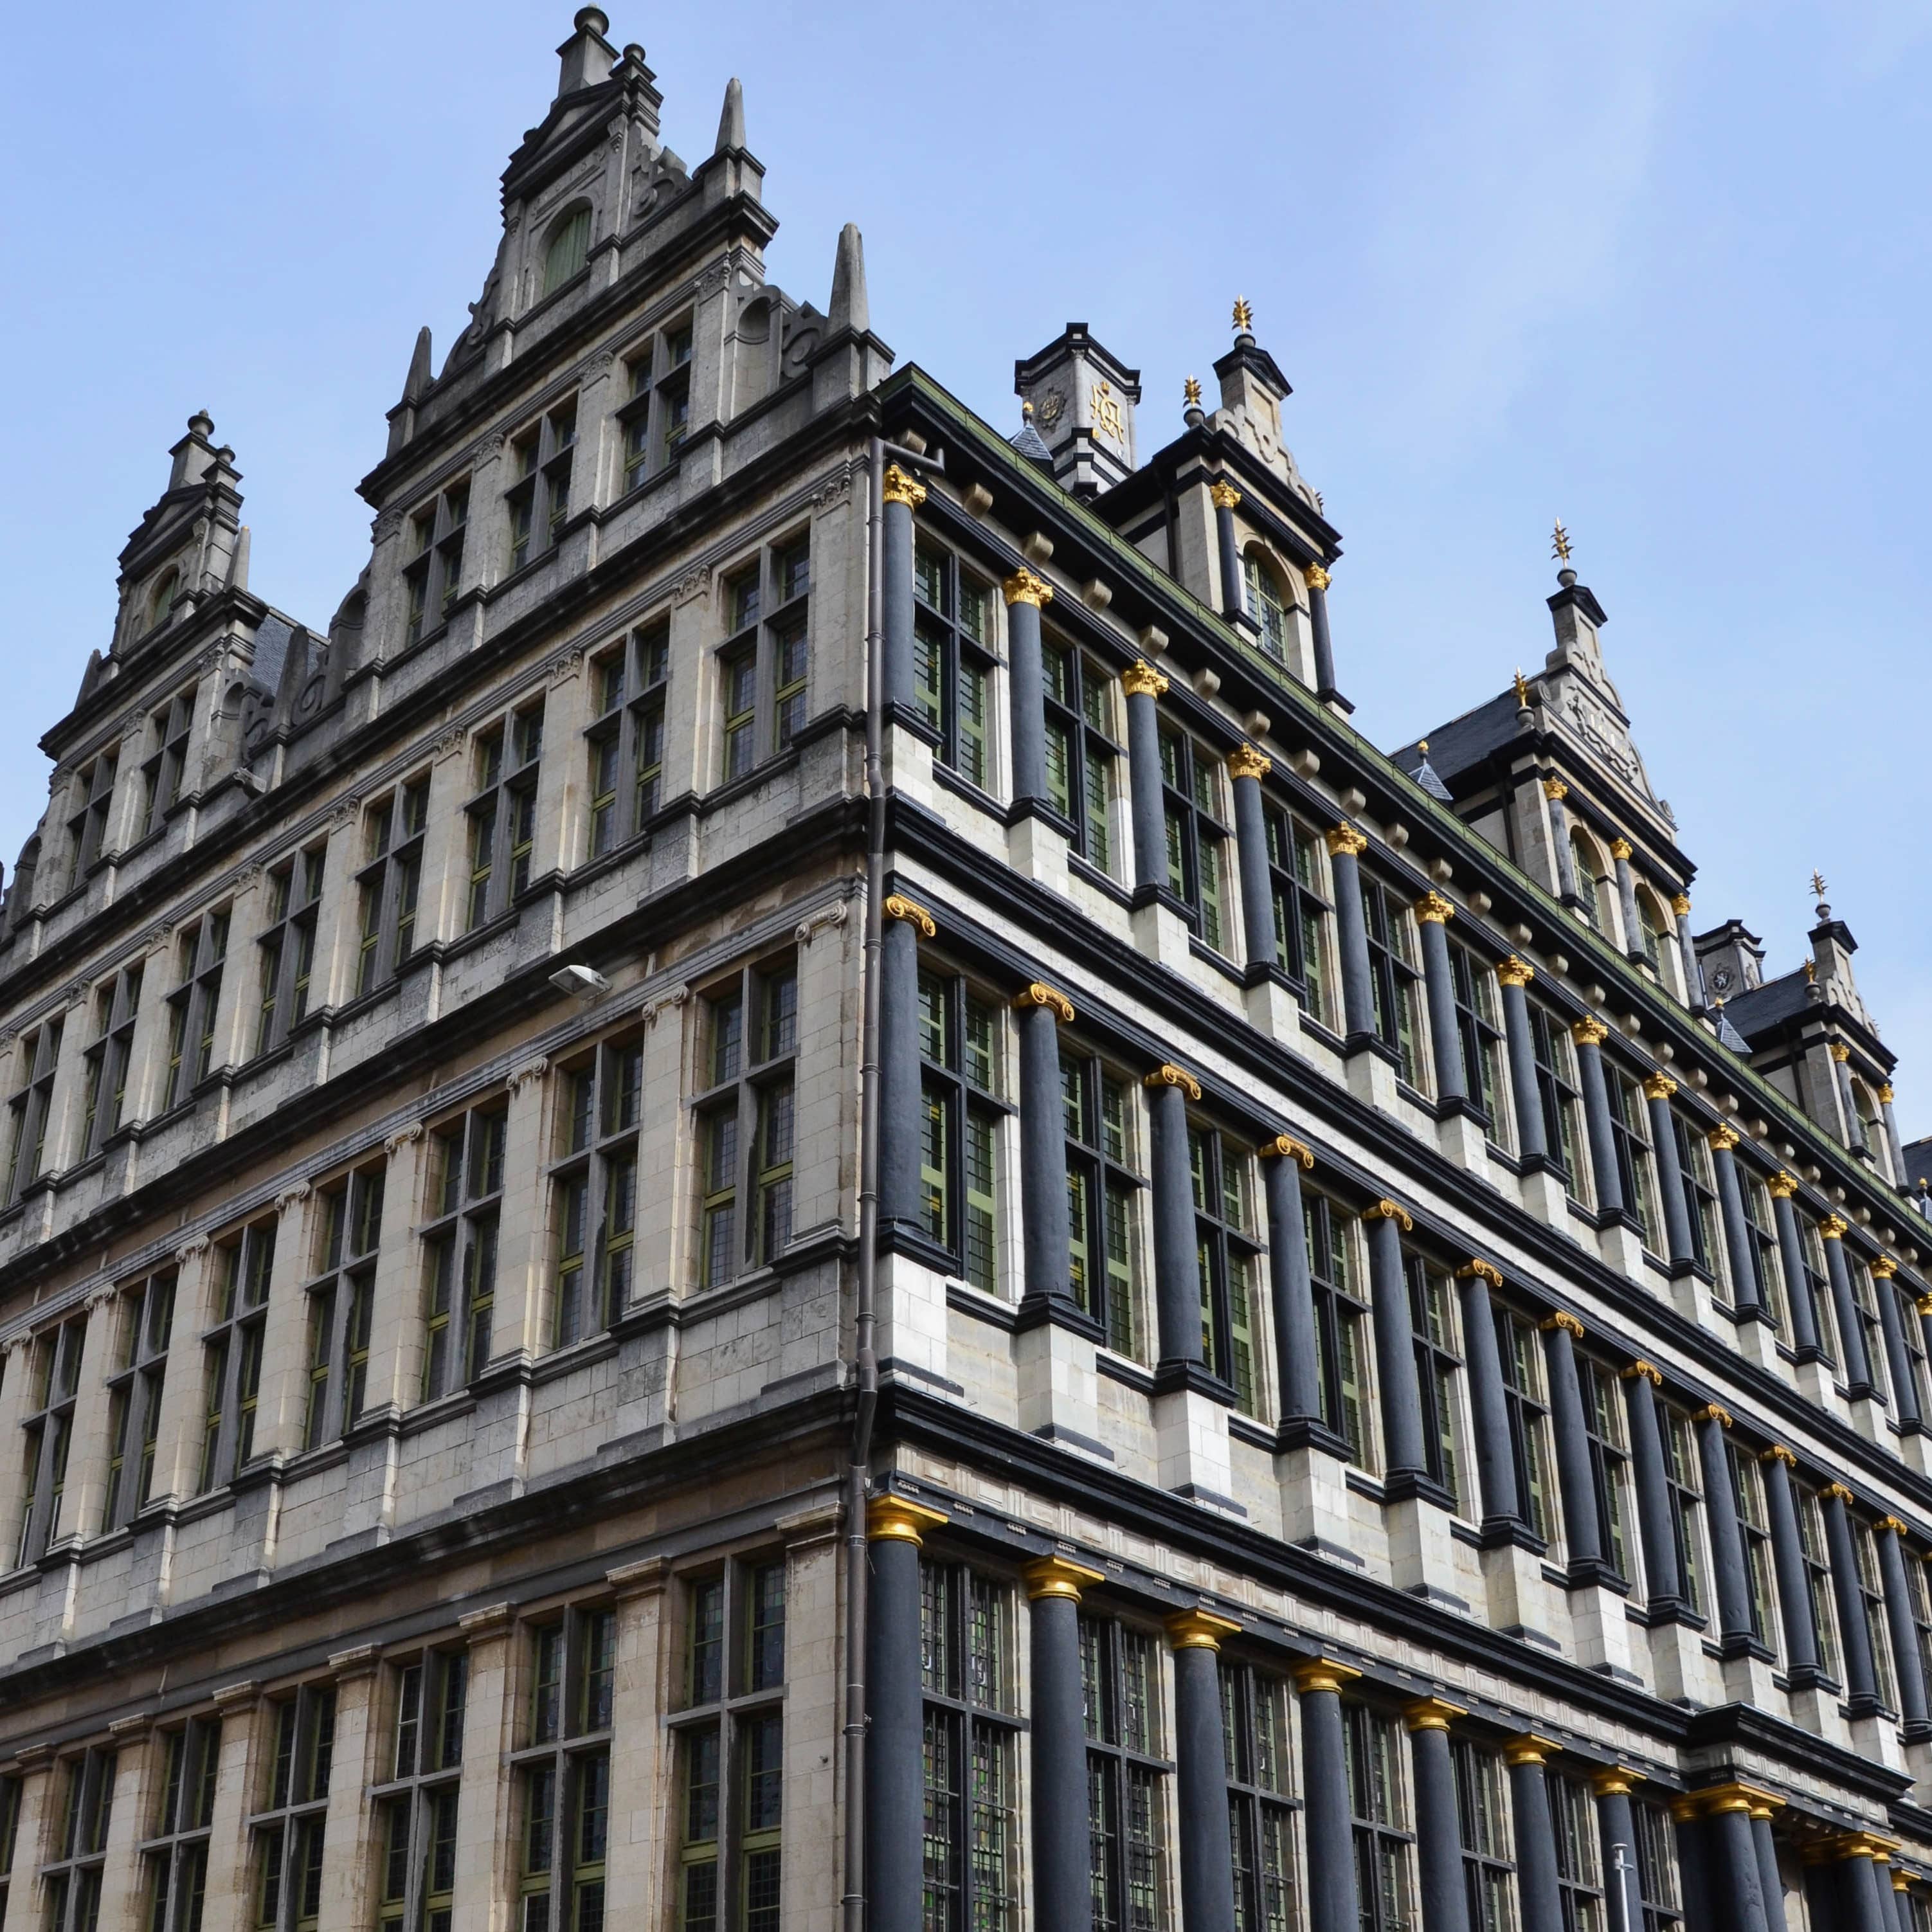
146 568 177 634
542 206 592 296
1636 889 1667 973
1570 831 1609 931
1241 552 1290 667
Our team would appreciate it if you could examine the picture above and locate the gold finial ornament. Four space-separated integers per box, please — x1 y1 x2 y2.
1013 983 1076 1024
1228 745 1272 782
1414 891 1456 926
1803 959 1817 983
1145 1063 1202 1103
1812 869 1829 901
881 463 928 511
1495 956 1536 988
1513 667 1533 708
1326 824 1369 859
1571 1016 1610 1047
1002 568 1054 610
1305 561 1331 591
1458 1259 1505 1289
1363 1199 1415 1232
883 894 937 938
1258 1134 1315 1169
1121 660 1169 700
1232 296 1254 332
1184 375 1202 408
1209 480 1243 510
1543 777 1569 801
1551 519 1573 564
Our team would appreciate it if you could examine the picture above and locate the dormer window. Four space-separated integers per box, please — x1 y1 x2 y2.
541 205 592 296
1241 552 1291 667
145 568 178 635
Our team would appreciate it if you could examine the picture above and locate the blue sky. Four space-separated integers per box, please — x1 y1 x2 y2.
1 1 1926 1133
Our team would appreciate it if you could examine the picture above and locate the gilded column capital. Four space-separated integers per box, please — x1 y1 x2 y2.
883 894 937 938
1145 1063 1202 1103
1542 777 1569 802
1289 1656 1360 1696
1829 1041 1852 1064
1402 1697 1467 1732
1457 1259 1505 1290
1540 1310 1586 1340
1023 1555 1105 1602
1209 480 1243 511
1879 1081 1896 1104
1495 955 1536 989
1363 1199 1414 1232
1821 1481 1856 1504
1872 1256 1899 1281
1305 562 1332 591
1642 1073 1678 1102
867 1495 950 1546
1707 1124 1742 1153
1166 1608 1241 1652
1701 1782 1785 1818
1258 1135 1315 1169
1609 838 1634 861
1414 891 1456 926
1121 659 1169 700
1760 1444 1798 1468
1503 1734 1559 1767
1013 982 1076 1024
881 463 928 511
1325 824 1368 859
1571 1016 1610 1047
1591 1767 1642 1798
1694 1403 1734 1429
1767 1170 1800 1199
1879 1515 1910 1537
1672 893 1693 917
1227 744 1272 783
1621 1359 1664 1387
1917 1294 1932 1319
1002 567 1054 609
1836 1832 1900 1863
1819 1213 1849 1241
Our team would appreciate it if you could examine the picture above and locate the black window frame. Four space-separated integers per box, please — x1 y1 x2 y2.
1449 942 1510 1145
1726 1441 1776 1650
355 778 429 998
505 399 579 577
585 618 671 858
614 317 693 492
1305 1191 1370 1464
916 966 1004 1298
1159 723 1233 957
42 1747 118 1932
401 480 471 649
1061 1046 1146 1361
718 534 811 784
1261 799 1333 1027
103 1270 175 1532
143 1716 221 1932
1605 1067 1659 1250
197 1219 276 1492
912 539 996 791
1453 1737 1517 1932
515 1604 616 1932
1344 1701 1416 1932
1080 1612 1172 1932
1041 636 1123 878
67 749 120 881
4 1018 64 1200
1580 1356 1634 1585
550 1035 644 1348
1496 1309 1557 1546
1549 1771 1603 1932
1189 1122 1262 1416
421 1105 507 1400
14 1314 87 1565
1405 1251 1464 1508
1220 1657 1297 1932
140 690 196 839
374 1647 470 1932
1361 874 1425 1089
255 847 325 1058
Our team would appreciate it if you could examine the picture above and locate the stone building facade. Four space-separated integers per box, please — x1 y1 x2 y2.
1 13 1930 1932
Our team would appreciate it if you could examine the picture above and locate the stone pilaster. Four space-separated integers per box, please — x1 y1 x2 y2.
318 1645 384 1932
450 1601 523 1932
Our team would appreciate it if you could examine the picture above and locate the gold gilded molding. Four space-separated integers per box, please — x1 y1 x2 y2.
1414 891 1456 926
1013 982 1076 1024
1326 824 1369 859
1819 1214 1849 1241
1458 1259 1505 1290
1121 659 1169 700
1258 1135 1315 1169
1672 893 1693 917
1496 956 1536 988
1879 1082 1895 1104
1643 1073 1678 1102
1767 1170 1800 1199
1363 1199 1415 1232
1872 1256 1899 1281
1708 1124 1742 1153
1571 1016 1610 1047
1543 777 1569 801
1228 744 1272 783
1591 1767 1641 1798
1022 1555 1104 1602
1166 1609 1241 1652
881 463 928 511
1622 1360 1664 1387
1403 1697 1467 1733
1305 562 1331 591
1879 1515 1909 1536
1541 1311 1586 1340
1821 1481 1855 1504
1002 568 1054 609
1209 480 1243 510
867 1496 950 1546
883 894 937 939
1145 1063 1202 1103
1290 1657 1360 1696
1503 1735 1558 1767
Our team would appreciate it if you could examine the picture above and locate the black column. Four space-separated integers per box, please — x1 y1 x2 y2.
1571 1020 1625 1217
1003 571 1054 813
1677 1805 1715 1932
1169 1613 1239 1932
1644 1076 1695 1267
1769 1176 1821 1358
1230 748 1278 979
1760 1447 1822 1683
1326 827 1377 1044
1832 1045 1871 1159
1591 1772 1641 1932
1415 898 1467 1106
1364 1202 1429 1492
1821 1220 1875 1395
1673 893 1707 1015
1545 779 1580 903
1874 1517 1930 1734
1456 1263 1521 1534
1305 564 1340 700
1622 1364 1684 1611
1212 480 1246 622
1123 662 1169 898
1836 1846 1895 1932
880 465 925 712
1506 1738 1564 1932
865 1497 946 1929
878 900 932 1245
1752 1809 1788 1932
1708 1129 1766 1317
1261 1137 1326 1440
1706 1792 1774 1932
1294 1661 1362 1932
1497 961 1550 1164
1405 1702 1471 1932
1873 1263 1921 1429
1819 1484 1880 1713
1013 986 1078 1321
1541 1314 1604 1576
1024 1557 1101 1932
1695 1406 1756 1652
1145 1067 1205 1379
1611 840 1644 962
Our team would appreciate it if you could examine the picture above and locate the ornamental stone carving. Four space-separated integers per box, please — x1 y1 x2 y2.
881 464 927 512
1456 1259 1504 1289
1013 983 1075 1024
1495 956 1535 988
1144 1063 1202 1103
1258 1135 1314 1169
1324 824 1368 860
882 895 936 938
1413 892 1455 926
1120 660 1168 700
1227 745 1271 784
1002 569 1054 611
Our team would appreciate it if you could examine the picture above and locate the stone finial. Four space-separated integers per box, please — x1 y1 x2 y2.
715 75 745 153
402 326 433 406
828 222 869 336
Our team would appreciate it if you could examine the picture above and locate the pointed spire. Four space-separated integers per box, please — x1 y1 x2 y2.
1009 401 1053 467
403 326 433 404
828 222 868 336
716 77 745 154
